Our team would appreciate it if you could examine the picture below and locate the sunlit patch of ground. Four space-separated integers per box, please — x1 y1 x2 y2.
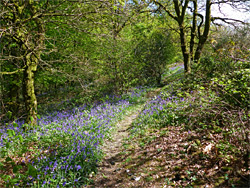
115 124 249 188
88 122 249 188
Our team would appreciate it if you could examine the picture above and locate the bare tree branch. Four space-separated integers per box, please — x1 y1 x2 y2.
152 0 178 20
212 17 249 25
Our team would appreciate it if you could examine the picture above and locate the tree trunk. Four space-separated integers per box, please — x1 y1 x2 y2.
190 0 197 61
173 0 191 74
194 38 206 63
23 53 38 126
22 2 44 126
194 0 211 63
2 1 44 126
179 25 191 73
156 74 161 86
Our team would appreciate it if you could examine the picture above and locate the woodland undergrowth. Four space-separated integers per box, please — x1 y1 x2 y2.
127 61 249 187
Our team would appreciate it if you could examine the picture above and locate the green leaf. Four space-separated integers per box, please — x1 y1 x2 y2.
219 81 224 85
13 122 18 127
225 173 229 180
192 176 197 181
17 135 23 142
13 165 20 173
10 43 17 48
27 164 37 177
5 157 12 162
2 175 11 181
22 123 29 130
7 111 12 119
30 116 34 122
6 142 10 149
7 129 15 137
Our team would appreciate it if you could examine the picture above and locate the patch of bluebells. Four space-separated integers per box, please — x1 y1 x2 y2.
117 86 148 103
130 85 218 137
38 86 149 117
0 89 147 187
130 93 190 135
162 64 184 78
169 64 184 71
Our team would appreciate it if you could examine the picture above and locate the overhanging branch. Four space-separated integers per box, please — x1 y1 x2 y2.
152 0 178 20
212 17 248 25
0 68 26 75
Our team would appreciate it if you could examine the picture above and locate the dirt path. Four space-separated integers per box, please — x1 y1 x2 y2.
86 89 164 188
87 106 143 188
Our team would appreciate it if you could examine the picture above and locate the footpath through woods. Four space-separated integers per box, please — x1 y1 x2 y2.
86 67 190 188
87 105 144 188
86 99 188 188
87 89 173 188
87 84 249 187
85 68 190 188
86 65 249 188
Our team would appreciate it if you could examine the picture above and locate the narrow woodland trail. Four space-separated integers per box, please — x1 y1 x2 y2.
86 89 164 188
86 84 250 188
87 106 143 188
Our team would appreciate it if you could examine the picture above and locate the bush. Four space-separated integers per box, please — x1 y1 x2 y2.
134 30 176 85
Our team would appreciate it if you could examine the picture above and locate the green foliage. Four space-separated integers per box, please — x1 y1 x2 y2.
134 29 176 85
193 56 250 108
129 61 249 186
1 1 249 186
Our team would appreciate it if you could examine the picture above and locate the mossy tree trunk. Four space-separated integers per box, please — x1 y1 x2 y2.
21 6 44 126
22 53 38 125
1 0 45 126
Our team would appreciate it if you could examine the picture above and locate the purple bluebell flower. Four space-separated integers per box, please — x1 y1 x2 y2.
76 164 81 171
